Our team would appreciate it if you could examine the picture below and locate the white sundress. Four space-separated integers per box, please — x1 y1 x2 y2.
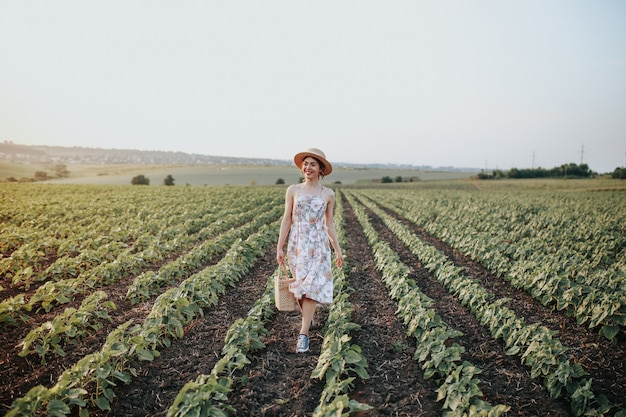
287 186 334 304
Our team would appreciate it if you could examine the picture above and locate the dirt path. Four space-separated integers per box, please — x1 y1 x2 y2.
341 197 442 416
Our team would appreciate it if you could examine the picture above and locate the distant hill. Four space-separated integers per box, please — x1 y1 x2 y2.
0 142 287 167
0 141 476 172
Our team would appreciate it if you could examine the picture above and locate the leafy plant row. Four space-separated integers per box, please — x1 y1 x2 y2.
346 193 510 417
127 204 282 304
353 192 622 417
0 197 281 325
166 265 278 417
7 222 278 417
0 186 281 299
310 192 372 416
367 189 626 341
6 238 128 290
168 192 373 416
18 291 116 364
1 186 240 287
0 185 160 265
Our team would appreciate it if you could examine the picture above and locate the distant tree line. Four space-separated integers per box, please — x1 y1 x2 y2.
381 175 417 183
4 164 70 183
476 163 599 180
612 167 626 179
131 174 176 185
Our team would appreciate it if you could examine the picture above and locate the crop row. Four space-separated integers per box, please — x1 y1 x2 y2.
310 192 372 416
0 186 283 295
351 191 623 417
346 193 510 417
167 265 278 417
167 191 373 416
361 189 626 342
126 203 283 304
1 186 255 287
7 221 279 416
18 291 116 363
0 193 282 325
14 205 283 365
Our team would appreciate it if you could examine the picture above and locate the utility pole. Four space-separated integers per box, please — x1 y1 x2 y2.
532 150 535 169
580 143 585 165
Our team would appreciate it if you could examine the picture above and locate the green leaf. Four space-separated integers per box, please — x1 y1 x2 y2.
599 324 620 341
95 395 111 411
113 370 132 384
137 348 155 362
505 346 520 356
344 349 364 364
47 399 71 417
352 365 370 380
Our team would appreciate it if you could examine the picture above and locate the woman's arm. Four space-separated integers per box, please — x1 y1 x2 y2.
324 189 343 268
276 185 295 265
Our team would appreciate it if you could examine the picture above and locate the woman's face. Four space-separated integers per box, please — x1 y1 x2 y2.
301 156 323 179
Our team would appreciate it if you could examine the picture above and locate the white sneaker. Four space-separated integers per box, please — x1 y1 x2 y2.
296 334 309 353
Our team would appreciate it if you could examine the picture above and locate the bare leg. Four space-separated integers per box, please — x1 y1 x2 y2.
299 296 316 336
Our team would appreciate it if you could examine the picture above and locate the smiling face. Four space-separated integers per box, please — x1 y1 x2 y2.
301 156 324 179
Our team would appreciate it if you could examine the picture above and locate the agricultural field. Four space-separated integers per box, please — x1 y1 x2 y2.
1 160 475 186
0 181 624 417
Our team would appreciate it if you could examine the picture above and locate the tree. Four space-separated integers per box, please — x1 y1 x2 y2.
381 176 393 183
613 167 626 179
476 163 595 180
54 164 70 177
275 178 285 185
131 175 150 185
163 174 175 186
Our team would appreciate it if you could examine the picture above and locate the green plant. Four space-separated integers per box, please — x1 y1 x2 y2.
19 291 116 363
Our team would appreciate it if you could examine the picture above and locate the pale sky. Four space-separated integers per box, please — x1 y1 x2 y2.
1 1 625 172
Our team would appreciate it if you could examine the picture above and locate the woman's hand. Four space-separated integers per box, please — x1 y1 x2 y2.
335 253 344 268
276 248 285 265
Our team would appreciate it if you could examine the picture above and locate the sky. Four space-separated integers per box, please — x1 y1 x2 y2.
1 1 625 173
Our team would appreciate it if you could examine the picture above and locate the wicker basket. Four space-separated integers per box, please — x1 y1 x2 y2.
275 265 296 311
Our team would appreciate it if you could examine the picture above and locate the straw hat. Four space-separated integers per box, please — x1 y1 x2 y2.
293 148 333 175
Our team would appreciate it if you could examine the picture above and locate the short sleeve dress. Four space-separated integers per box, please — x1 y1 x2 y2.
287 185 334 304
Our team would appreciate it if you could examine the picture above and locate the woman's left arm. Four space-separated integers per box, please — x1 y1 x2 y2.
324 190 343 268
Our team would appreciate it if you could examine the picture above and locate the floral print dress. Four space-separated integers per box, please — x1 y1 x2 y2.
287 186 334 304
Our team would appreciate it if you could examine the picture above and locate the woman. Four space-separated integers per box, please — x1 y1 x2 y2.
276 148 344 353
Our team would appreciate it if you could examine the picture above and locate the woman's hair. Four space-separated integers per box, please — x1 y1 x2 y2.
315 157 326 174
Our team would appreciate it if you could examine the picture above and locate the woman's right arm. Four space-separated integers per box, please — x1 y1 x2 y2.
276 185 294 265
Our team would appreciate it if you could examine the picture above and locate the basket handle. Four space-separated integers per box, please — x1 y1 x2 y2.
278 262 294 281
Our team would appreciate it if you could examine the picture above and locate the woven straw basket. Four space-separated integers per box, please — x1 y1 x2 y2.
275 265 296 311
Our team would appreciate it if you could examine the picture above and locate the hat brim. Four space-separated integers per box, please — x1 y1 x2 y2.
293 152 332 175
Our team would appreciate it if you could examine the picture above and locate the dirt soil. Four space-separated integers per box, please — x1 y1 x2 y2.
1 192 624 416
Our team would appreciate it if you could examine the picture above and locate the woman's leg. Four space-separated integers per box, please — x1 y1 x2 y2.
299 296 316 336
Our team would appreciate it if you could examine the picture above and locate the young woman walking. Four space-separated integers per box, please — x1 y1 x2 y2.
276 148 343 353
